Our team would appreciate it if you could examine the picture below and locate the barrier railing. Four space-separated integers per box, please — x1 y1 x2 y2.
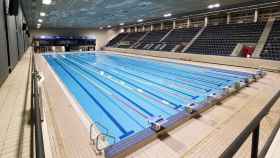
31 54 45 158
220 90 280 158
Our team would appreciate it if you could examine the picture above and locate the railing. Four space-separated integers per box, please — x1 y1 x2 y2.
220 89 280 158
31 54 45 158
90 122 116 153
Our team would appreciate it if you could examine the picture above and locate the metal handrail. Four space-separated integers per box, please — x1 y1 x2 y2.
90 121 116 153
90 121 109 142
220 89 280 158
96 133 116 152
31 54 45 158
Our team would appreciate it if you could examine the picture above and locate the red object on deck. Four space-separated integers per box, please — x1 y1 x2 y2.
242 46 255 58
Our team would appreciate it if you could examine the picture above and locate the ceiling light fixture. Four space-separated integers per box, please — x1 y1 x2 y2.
137 19 143 23
163 13 172 17
208 3 220 9
120 23 124 26
42 0 52 5
40 12 46 17
214 3 220 8
38 19 43 23
37 24 41 29
107 25 111 28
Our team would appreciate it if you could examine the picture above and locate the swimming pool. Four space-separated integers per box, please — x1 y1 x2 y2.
44 52 257 147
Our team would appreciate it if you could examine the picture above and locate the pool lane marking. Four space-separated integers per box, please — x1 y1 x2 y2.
100 65 198 99
116 55 249 83
69 57 176 117
74 55 199 100
107 56 231 83
142 59 245 81
86 54 249 84
58 57 156 118
70 55 198 101
68 55 195 105
57 59 146 129
57 57 153 119
104 73 178 113
107 54 252 79
112 58 228 86
66 59 174 117
50 57 134 138
67 55 183 109
102 57 225 87
97 58 218 92
80 53 253 78
67 55 186 105
75 54 249 87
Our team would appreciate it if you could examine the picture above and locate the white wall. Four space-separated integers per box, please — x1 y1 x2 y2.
31 28 121 50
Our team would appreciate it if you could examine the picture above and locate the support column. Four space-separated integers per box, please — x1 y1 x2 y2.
161 22 164 30
142 25 145 32
227 13 231 24
173 20 176 29
135 26 137 32
254 9 258 23
204 16 208 27
187 18 190 28
151 24 154 31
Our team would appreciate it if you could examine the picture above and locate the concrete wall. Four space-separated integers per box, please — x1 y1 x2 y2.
105 47 280 72
31 28 121 50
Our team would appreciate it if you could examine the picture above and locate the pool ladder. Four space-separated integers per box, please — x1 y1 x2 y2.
90 122 116 154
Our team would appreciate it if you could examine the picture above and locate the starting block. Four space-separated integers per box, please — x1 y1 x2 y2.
148 116 167 132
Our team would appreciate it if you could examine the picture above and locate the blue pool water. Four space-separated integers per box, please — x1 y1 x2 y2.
44 52 254 144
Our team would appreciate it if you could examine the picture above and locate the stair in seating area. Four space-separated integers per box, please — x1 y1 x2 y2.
252 18 275 58
259 20 280 60
182 27 206 53
130 32 149 48
159 29 173 42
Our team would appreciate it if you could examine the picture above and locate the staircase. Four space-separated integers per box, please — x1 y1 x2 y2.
130 32 149 49
252 17 275 58
182 27 206 52
159 29 173 42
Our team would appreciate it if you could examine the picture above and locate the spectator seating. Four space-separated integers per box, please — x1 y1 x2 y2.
161 27 201 51
118 32 145 48
136 30 169 49
136 28 201 51
260 21 280 60
106 22 277 59
186 22 265 56
106 33 128 47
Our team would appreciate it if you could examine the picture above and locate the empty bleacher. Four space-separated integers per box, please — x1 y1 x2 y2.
186 22 265 56
117 32 145 48
260 21 280 60
134 28 201 52
106 33 128 47
161 27 201 51
136 30 169 49
106 22 280 60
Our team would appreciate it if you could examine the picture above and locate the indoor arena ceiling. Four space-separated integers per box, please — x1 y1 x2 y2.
21 0 274 29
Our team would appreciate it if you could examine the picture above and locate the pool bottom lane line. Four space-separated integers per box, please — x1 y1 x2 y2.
50 57 135 140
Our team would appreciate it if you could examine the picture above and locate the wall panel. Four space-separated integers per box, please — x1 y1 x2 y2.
0 0 9 86
6 15 19 69
16 7 24 58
